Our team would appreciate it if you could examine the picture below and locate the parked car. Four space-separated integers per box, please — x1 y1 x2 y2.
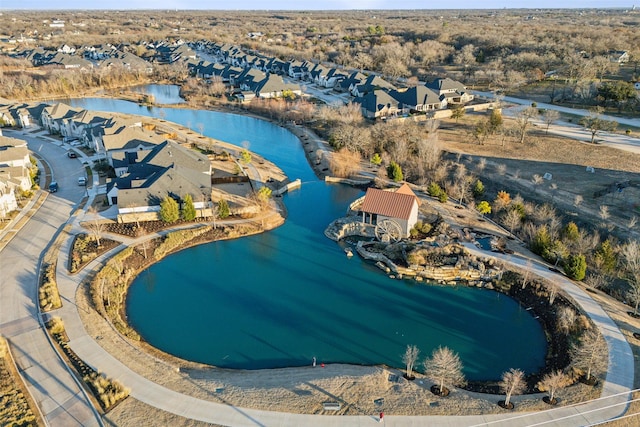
78 177 87 186
48 181 58 192
67 151 77 158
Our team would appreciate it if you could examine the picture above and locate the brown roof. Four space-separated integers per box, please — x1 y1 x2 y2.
395 183 419 202
361 186 418 220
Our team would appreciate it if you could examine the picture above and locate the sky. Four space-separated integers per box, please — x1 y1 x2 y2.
5 0 632 10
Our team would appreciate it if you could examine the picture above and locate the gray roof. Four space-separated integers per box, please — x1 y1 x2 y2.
390 86 443 108
355 90 400 114
252 74 300 96
103 126 166 151
43 103 81 121
115 141 211 209
0 141 29 166
355 75 396 94
425 77 465 93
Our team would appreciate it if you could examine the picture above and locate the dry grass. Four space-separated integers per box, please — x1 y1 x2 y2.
0 337 43 427
599 391 640 426
441 117 640 173
439 115 640 241
38 263 61 312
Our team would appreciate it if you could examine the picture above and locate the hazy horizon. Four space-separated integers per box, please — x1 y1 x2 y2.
2 0 632 10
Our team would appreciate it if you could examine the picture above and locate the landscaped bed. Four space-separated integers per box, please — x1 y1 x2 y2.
46 318 129 412
69 233 120 274
0 337 43 427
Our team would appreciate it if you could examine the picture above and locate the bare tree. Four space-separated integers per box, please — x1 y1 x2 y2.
573 195 583 208
585 272 608 292
423 346 466 396
621 241 640 313
87 207 105 247
329 148 362 178
531 174 544 194
126 204 143 229
626 286 640 317
542 109 560 134
580 108 617 144
570 328 608 383
557 306 577 335
546 281 559 305
402 345 420 380
537 370 570 404
515 106 538 144
520 260 533 289
136 226 148 259
499 368 526 409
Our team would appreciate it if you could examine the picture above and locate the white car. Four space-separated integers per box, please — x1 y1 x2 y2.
78 177 87 186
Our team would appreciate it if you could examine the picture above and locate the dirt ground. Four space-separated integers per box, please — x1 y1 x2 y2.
439 115 640 243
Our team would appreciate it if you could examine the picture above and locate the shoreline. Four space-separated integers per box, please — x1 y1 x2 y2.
34 89 605 420
80 97 579 397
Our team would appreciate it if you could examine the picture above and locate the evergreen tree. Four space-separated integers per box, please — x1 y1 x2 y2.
181 194 196 221
159 196 180 223
472 179 485 198
217 199 230 219
387 161 404 182
564 254 587 281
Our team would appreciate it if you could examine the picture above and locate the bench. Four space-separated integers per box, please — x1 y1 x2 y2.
322 402 341 411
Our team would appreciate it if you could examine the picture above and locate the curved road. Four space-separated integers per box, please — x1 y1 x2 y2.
0 127 635 426
0 130 101 426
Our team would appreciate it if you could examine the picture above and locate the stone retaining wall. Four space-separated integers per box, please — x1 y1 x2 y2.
324 217 375 241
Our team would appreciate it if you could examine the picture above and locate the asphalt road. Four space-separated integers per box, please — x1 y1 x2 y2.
472 91 640 154
0 130 101 427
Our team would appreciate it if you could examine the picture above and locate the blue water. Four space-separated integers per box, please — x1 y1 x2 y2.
64 95 546 381
129 84 184 104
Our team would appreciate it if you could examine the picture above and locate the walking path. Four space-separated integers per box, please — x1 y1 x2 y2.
1 123 636 426
472 91 640 154
49 205 634 426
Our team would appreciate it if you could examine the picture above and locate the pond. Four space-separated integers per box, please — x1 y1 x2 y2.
64 94 546 381
128 84 184 105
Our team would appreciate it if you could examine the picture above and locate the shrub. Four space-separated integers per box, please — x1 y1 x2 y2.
47 316 65 335
530 225 552 256
159 196 180 223
370 153 382 166
386 161 404 182
476 200 491 215
427 182 441 197
564 254 587 281
181 194 197 221
472 179 485 198
39 263 61 311
240 148 252 164
410 220 432 238
153 226 212 260
217 199 230 219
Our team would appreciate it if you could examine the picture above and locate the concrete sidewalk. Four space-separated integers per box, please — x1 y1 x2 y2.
49 221 635 426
